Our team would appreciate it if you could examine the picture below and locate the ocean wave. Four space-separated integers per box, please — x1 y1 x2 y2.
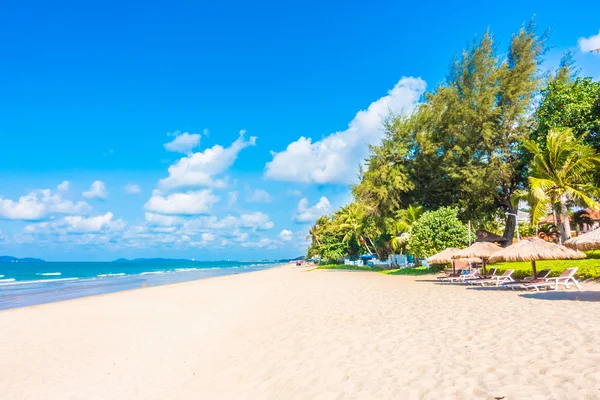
175 268 197 272
0 275 4 278
0 277 78 286
140 271 168 275
97 273 126 277
36 272 62 276
0 278 16 283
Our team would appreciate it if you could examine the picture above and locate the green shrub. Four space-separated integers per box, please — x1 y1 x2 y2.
315 264 385 272
407 207 474 258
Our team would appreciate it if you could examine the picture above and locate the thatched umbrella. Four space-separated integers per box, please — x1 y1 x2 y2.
489 237 586 279
452 242 502 276
428 248 461 274
564 227 600 251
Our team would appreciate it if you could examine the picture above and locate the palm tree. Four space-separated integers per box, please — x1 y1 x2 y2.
336 203 376 256
389 205 424 253
525 128 600 243
306 216 328 246
538 223 559 242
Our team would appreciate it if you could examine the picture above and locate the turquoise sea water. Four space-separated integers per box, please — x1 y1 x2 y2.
0 261 280 310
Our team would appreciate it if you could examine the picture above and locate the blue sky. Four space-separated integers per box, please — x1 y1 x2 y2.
0 1 599 261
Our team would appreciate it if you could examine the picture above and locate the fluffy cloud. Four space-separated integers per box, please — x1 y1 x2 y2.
159 131 256 189
241 238 278 249
264 77 425 183
0 188 91 220
144 190 220 215
164 132 202 153
124 183 141 194
57 181 70 192
279 229 293 241
579 31 600 53
145 212 185 227
83 181 107 199
294 197 331 223
201 232 215 241
24 212 125 234
240 212 274 230
247 188 272 203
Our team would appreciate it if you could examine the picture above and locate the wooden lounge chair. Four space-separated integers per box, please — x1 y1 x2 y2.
464 268 498 285
522 268 582 292
474 269 514 286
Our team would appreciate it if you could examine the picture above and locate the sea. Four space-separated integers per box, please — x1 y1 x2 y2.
0 260 281 311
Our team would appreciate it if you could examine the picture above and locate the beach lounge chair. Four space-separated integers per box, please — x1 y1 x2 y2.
445 268 481 283
474 269 514 286
502 269 552 290
464 268 498 285
437 269 464 282
522 268 582 292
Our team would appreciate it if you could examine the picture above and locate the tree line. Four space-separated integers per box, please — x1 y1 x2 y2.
307 20 600 262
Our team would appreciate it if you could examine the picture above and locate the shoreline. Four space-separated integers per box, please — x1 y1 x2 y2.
2 266 600 399
0 263 286 312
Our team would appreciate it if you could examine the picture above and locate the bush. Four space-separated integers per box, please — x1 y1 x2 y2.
407 207 474 258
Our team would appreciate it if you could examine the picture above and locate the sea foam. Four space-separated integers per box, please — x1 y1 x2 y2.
36 272 62 276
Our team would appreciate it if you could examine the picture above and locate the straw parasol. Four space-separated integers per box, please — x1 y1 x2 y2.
564 227 600 251
452 242 502 276
489 237 586 279
428 248 461 264
428 247 462 274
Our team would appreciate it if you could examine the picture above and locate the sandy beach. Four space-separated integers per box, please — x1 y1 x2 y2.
1 266 600 399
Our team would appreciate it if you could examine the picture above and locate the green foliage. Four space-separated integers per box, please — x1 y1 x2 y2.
407 207 474 258
315 264 385 272
523 128 600 241
381 266 443 276
492 258 600 280
531 77 600 151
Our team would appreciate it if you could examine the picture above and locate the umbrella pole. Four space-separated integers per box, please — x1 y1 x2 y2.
452 260 455 275
482 259 487 277
532 260 537 280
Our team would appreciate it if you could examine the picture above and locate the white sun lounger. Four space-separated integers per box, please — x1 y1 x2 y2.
474 269 514 286
445 268 481 283
464 268 498 285
502 269 552 290
522 268 582 291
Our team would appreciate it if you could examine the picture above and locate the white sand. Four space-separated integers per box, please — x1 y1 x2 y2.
1 266 600 399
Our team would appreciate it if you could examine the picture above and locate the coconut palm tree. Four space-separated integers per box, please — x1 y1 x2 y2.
524 128 600 243
336 203 378 256
388 205 424 253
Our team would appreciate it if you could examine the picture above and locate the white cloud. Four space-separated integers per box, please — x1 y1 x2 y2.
228 191 239 207
164 132 202 153
241 238 278 250
247 188 272 203
144 190 220 215
24 212 125 234
279 229 293 241
124 184 141 195
240 212 274 230
159 131 256 189
0 188 91 220
265 77 425 183
201 232 215 241
578 31 600 53
145 212 185 227
83 181 107 199
294 197 331 223
57 181 70 192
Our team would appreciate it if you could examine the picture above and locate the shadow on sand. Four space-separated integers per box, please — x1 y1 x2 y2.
519 291 600 302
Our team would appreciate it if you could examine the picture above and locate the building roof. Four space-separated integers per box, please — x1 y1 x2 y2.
475 229 507 243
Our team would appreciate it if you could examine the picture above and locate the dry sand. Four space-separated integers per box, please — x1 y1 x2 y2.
1 265 600 399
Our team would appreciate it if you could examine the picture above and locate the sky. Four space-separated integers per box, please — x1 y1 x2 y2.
0 1 599 261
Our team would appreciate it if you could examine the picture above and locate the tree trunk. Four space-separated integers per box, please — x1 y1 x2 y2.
558 196 571 244
367 236 381 259
361 235 373 255
502 204 517 247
